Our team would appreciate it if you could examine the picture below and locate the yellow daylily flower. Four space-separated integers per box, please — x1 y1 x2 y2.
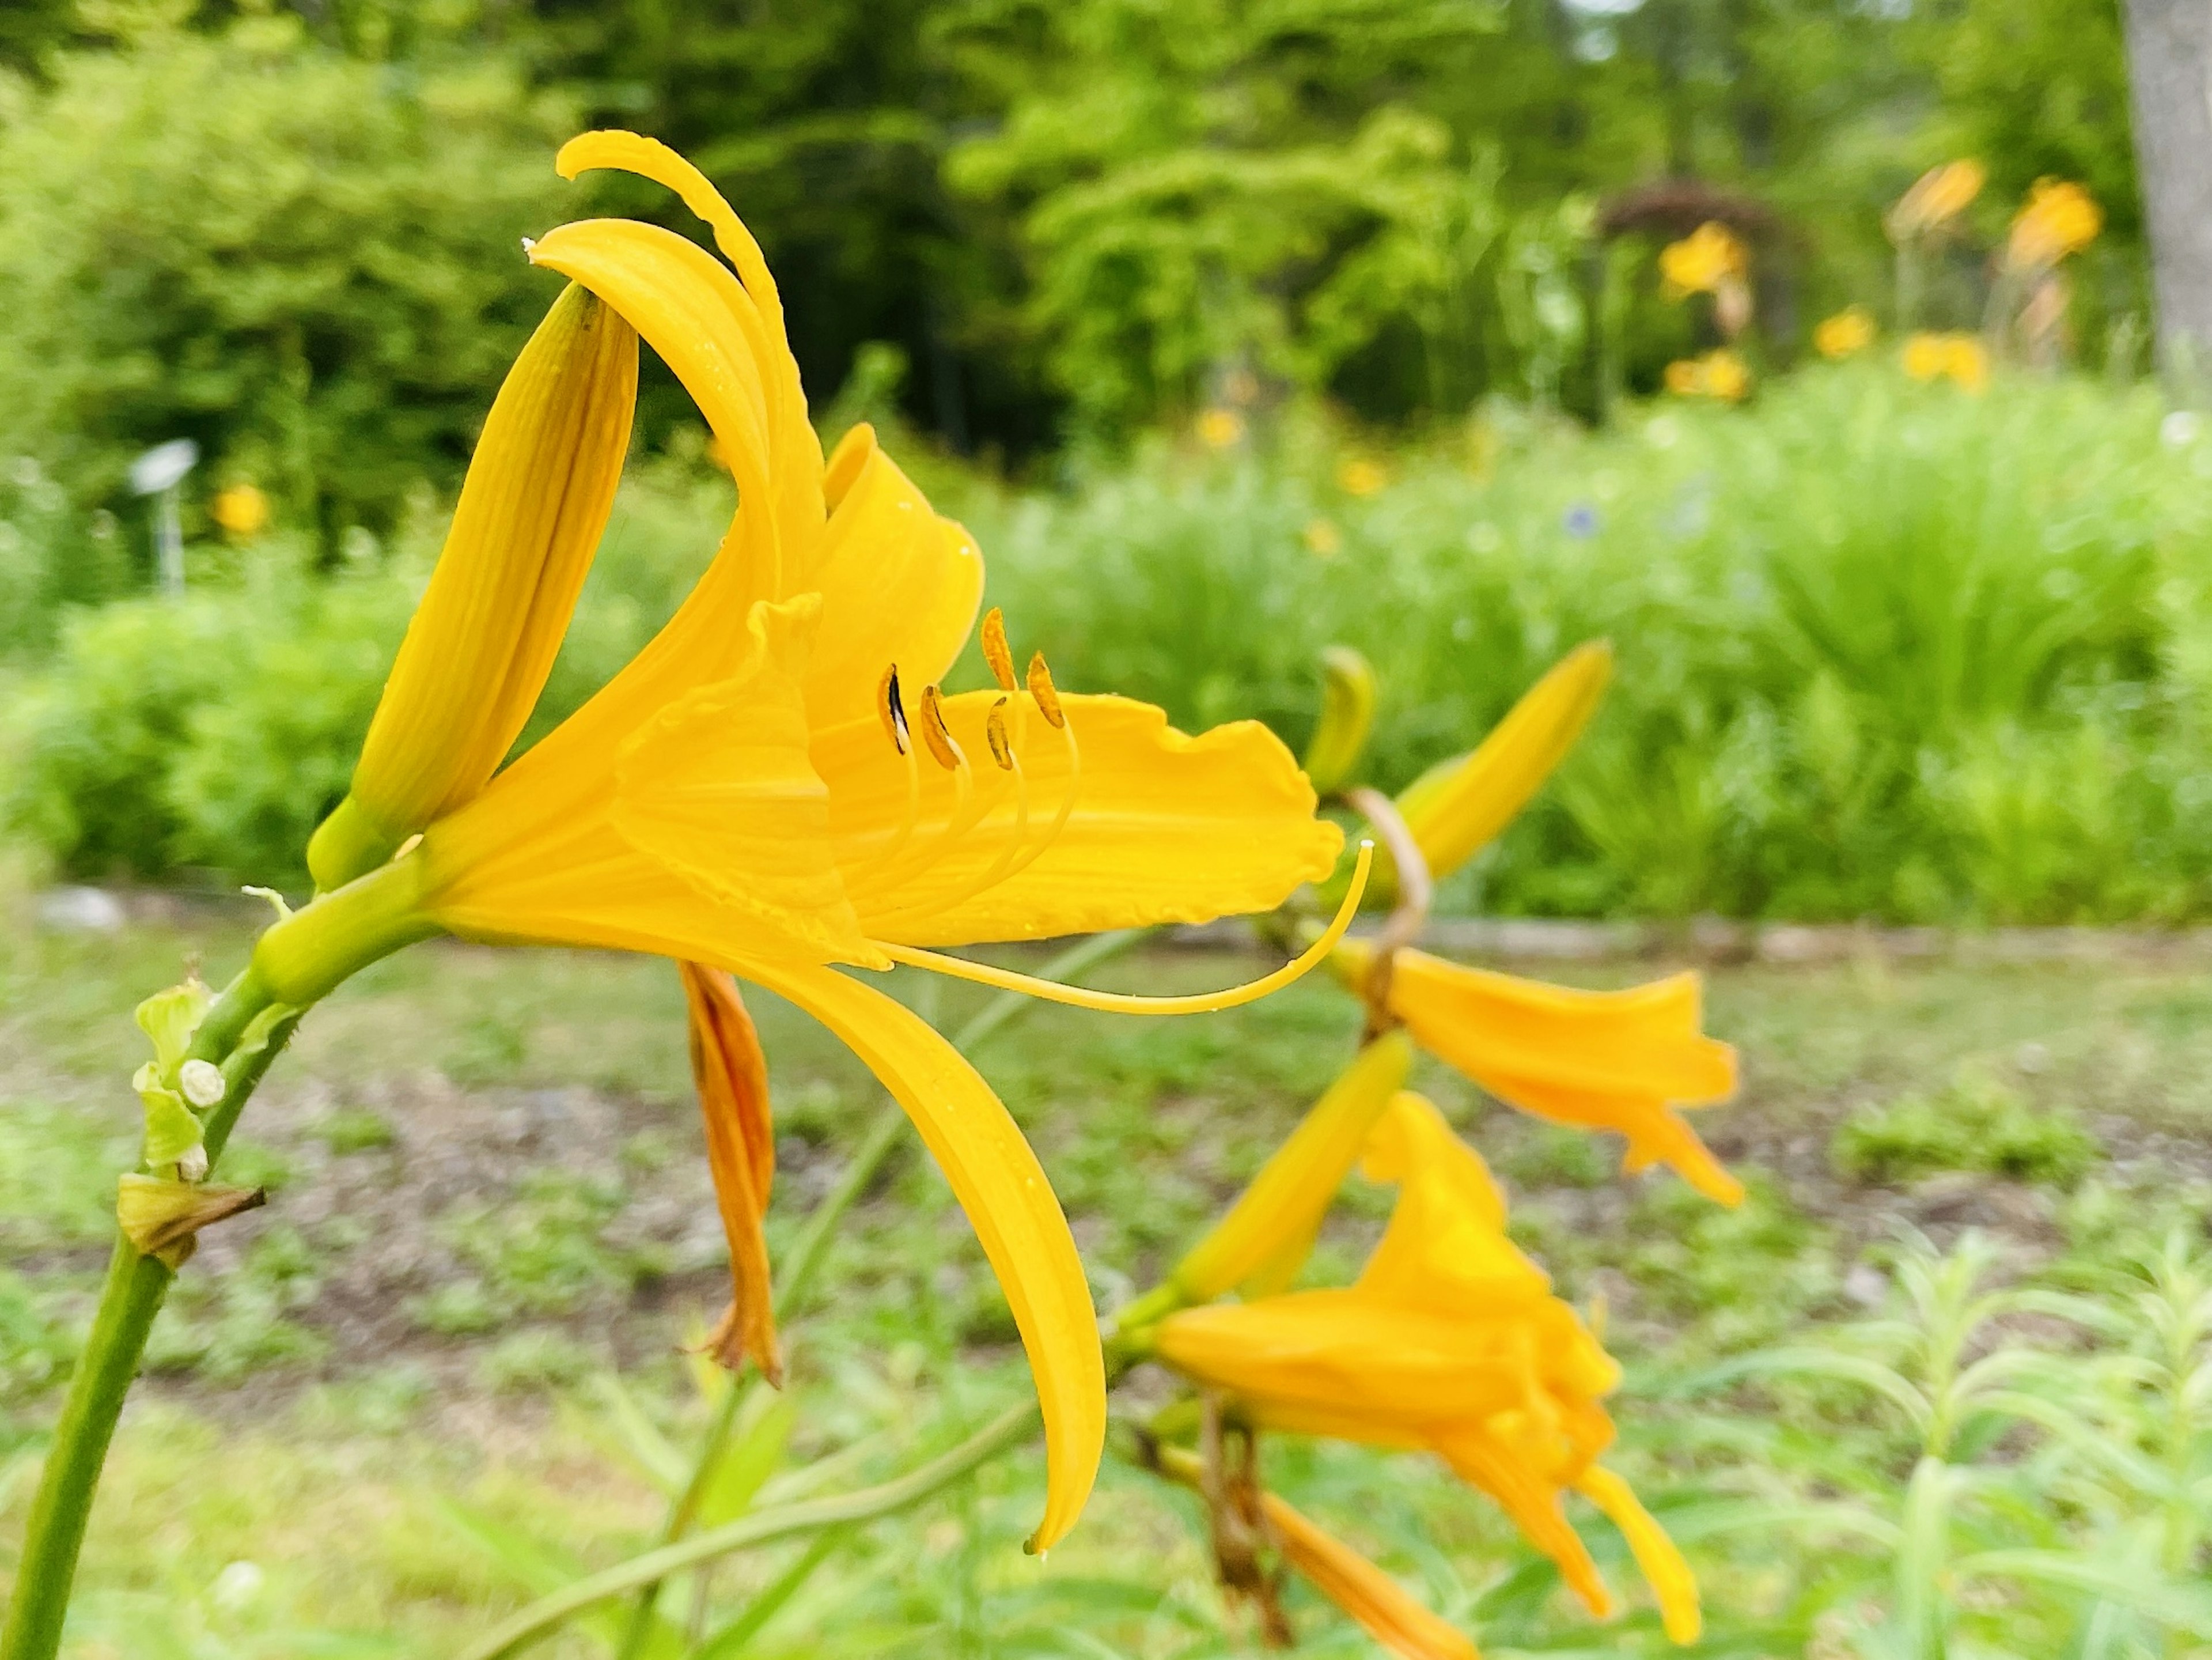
1149 1442 1479 1660
681 963 780 1385
1888 160 1984 239
1149 1092 1700 1643
1815 306 1877 360
1663 348 1752 402
1362 641 1610 902
1658 221 1746 298
210 482 270 540
2006 179 2101 271
1338 940 1741 1204
308 282 638 890
259 131 1359 1553
1198 408 1247 449
1902 331 1990 393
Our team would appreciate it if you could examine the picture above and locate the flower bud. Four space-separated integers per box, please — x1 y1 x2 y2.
1300 646 1376 796
308 282 638 890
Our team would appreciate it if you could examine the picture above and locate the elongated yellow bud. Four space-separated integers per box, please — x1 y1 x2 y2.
1391 640 1611 885
308 283 639 890
1164 1031 1412 1307
1301 645 1377 796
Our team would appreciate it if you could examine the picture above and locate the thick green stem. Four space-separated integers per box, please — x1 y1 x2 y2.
0 1010 302 1660
459 1404 1041 1660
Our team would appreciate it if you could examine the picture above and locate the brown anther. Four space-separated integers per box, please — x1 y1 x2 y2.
981 607 1018 692
1027 652 1066 729
918 684 964 771
876 664 910 755
985 697 1016 770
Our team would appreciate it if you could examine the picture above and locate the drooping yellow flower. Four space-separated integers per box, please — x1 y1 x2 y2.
1814 306 1877 360
1198 408 1247 449
1337 941 1741 1204
1658 222 1746 298
1149 1442 1479 1660
262 131 1359 1553
2006 179 2101 271
681 963 780 1384
308 282 639 889
1361 642 1611 904
1888 160 1984 239
1149 1092 1700 1642
1902 331 1990 392
1338 457 1389 497
209 482 270 540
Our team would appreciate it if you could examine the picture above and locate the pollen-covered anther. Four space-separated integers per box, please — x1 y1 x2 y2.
877 663 910 755
1027 652 1066 729
986 697 1017 771
918 684 965 771
981 607 1019 692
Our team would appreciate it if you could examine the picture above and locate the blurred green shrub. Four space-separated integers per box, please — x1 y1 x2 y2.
1831 1068 2101 1187
0 16 572 566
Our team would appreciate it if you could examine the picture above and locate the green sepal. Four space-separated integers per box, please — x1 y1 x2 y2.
135 977 213 1077
133 1061 204 1169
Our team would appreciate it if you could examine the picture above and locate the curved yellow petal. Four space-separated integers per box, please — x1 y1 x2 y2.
1359 945 1743 1205
1262 1492 1481 1660
741 956 1104 1553
1168 1033 1412 1306
309 283 637 888
1575 1464 1701 1644
1436 1431 1614 1621
816 693 1343 946
1389 642 1612 885
1357 1091 1548 1305
798 427 984 728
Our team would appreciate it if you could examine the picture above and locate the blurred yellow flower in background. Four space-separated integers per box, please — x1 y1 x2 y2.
1903 331 1990 392
1888 159 1984 239
1198 407 1246 449
1663 349 1751 402
2006 179 2101 271
209 482 270 540
1658 221 1747 299
1303 517 1343 558
1814 306 1877 360
1337 457 1389 497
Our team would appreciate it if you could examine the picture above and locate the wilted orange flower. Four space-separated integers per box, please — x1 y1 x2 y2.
1903 331 1990 392
1658 222 1747 298
209 482 270 540
1198 408 1247 449
2007 179 2101 271
681 963 779 1382
1148 1092 1700 1642
1814 306 1877 360
1888 160 1985 239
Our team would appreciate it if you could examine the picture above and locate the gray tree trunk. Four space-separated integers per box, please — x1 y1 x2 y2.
2123 0 2212 384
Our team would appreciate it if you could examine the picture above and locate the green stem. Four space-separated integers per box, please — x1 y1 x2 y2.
609 928 1146 1656
456 1404 1041 1660
0 1011 302 1660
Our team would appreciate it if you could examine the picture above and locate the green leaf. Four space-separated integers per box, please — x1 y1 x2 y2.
132 1064 202 1169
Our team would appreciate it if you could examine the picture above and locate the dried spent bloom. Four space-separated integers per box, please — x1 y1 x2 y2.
1903 331 1990 393
209 483 270 540
1198 408 1247 449
681 963 779 1383
1336 940 1741 1203
1658 221 1747 298
1149 1092 1700 1642
1815 306 1877 360
260 130 1358 1553
1888 160 1985 240
2007 179 2101 272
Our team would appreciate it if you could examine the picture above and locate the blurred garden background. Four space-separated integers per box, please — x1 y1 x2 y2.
8 0 2212 1655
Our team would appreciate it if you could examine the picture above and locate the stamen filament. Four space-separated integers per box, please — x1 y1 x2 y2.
875 842 1374 1015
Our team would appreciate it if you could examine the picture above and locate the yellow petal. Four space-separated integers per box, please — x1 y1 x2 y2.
816 693 1343 946
419 596 878 969
680 963 781 1385
1168 1033 1412 1305
1360 944 1743 1205
1388 642 1611 886
741 956 1104 1553
1261 1491 1481 1660
1575 1464 1702 1643
796 426 984 728
1435 1430 1614 1621
1356 1091 1550 1305
308 283 637 888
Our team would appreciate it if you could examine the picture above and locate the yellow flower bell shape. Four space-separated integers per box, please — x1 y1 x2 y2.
2006 179 2101 271
308 282 638 890
248 131 1361 1555
1338 939 1741 1204
1150 1092 1700 1643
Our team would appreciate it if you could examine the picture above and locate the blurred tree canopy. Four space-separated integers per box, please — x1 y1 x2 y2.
0 0 2142 551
